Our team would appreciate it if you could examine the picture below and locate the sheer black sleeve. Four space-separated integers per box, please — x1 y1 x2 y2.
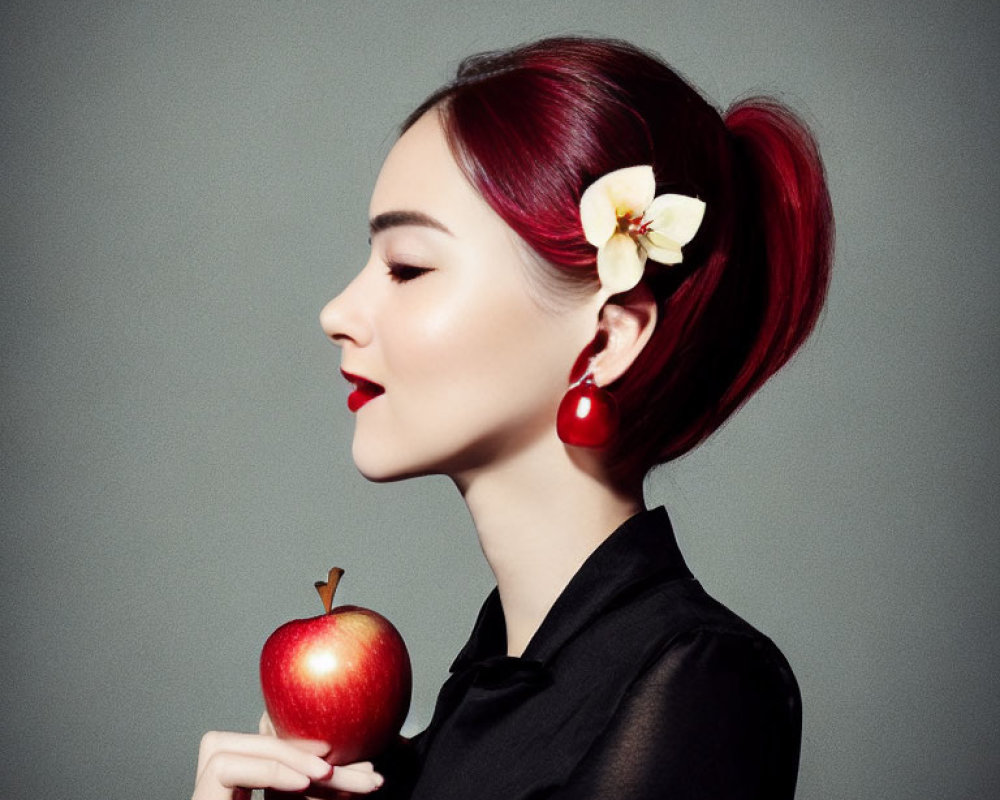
549 628 801 800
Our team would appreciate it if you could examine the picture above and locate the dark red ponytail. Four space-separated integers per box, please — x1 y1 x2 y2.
404 37 833 479
718 98 834 428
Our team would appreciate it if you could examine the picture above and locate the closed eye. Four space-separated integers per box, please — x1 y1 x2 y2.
387 261 433 283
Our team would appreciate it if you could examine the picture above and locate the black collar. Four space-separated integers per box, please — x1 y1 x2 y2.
451 507 692 677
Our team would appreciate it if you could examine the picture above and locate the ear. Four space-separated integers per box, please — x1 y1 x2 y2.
590 283 658 386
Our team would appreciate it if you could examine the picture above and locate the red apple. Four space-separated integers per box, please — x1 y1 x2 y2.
259 567 412 765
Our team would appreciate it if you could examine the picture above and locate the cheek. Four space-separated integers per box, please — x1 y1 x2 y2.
386 305 511 395
394 290 539 385
395 293 573 427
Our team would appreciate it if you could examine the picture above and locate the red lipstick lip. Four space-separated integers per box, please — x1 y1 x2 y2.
340 369 385 412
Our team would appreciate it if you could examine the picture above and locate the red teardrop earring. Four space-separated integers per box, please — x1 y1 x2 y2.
556 373 619 449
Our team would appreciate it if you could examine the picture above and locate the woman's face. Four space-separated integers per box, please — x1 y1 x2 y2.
320 111 600 483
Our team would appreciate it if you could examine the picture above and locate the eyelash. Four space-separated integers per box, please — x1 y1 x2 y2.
386 261 432 283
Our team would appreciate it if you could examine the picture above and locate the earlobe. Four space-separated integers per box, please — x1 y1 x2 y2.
590 283 658 386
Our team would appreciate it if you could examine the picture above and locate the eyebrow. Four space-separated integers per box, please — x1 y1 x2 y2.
368 210 453 237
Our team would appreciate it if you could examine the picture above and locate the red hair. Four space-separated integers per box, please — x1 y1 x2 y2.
405 37 833 479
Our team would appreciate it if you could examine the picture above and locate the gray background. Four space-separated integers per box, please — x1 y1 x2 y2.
2 1 997 798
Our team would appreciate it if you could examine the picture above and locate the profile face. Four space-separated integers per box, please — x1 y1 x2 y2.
320 111 600 484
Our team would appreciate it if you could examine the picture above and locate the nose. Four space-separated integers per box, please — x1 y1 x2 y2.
320 270 372 348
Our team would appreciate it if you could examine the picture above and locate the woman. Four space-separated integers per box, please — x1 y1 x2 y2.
193 36 832 799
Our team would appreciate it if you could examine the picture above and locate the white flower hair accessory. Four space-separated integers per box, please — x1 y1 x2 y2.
579 165 707 294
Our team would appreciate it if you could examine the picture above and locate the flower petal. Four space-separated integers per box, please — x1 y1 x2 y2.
579 185 617 247
601 165 656 218
580 166 656 246
643 194 706 248
597 233 645 293
639 232 684 265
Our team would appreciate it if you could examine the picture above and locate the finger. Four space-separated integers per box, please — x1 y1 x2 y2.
314 762 384 794
328 761 374 773
257 712 329 758
197 731 332 783
282 737 332 757
204 730 330 761
201 751 322 793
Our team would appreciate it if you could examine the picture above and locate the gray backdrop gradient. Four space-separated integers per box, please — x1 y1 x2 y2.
2 2 997 798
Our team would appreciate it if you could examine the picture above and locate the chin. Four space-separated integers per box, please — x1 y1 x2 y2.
348 423 532 485
352 454 408 484
355 464 414 484
351 440 432 484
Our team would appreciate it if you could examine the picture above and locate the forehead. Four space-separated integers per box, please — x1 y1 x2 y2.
369 111 489 229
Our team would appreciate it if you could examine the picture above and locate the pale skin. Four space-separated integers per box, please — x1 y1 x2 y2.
193 108 657 797
192 712 384 797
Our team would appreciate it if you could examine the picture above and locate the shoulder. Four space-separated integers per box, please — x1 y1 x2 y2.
559 626 801 799
556 582 801 799
601 569 799 709
581 569 795 673
634 622 801 730
623 576 800 728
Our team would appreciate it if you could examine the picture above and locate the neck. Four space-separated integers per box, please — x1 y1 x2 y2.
454 436 644 657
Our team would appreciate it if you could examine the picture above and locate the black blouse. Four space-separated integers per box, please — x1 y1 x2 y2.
380 507 801 799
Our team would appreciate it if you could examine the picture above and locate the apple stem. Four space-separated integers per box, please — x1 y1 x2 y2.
315 567 345 615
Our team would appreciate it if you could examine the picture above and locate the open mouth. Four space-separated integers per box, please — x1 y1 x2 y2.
341 370 385 412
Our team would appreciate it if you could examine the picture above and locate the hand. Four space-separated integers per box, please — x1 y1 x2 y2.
192 712 385 800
